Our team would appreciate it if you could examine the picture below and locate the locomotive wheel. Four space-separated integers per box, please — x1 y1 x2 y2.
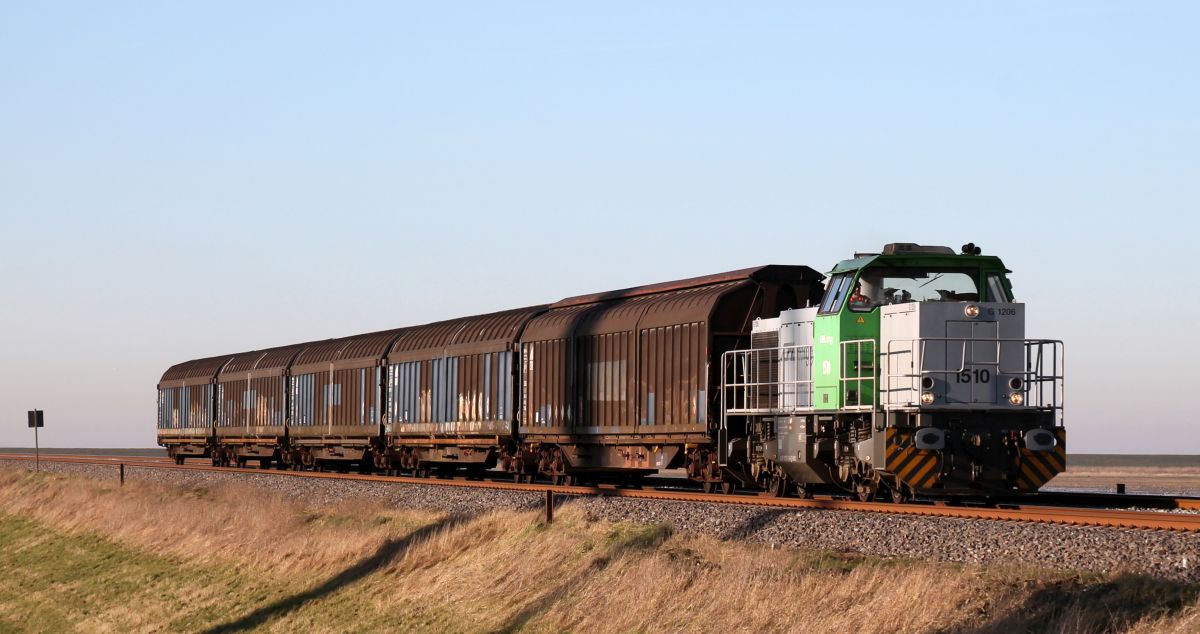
767 476 788 497
854 482 876 502
795 482 813 500
885 482 909 504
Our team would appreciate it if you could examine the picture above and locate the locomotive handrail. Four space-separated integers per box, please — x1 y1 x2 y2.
719 345 816 415
718 344 818 467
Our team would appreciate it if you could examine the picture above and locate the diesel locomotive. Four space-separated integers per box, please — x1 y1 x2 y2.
157 242 1064 500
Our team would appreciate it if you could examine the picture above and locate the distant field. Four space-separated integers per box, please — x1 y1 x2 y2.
0 448 165 458
1069 455 1200 469
1048 455 1200 497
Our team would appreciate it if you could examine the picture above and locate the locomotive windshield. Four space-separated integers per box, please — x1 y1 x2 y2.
847 268 981 311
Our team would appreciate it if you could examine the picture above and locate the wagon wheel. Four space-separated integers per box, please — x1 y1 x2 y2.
702 481 717 494
721 481 737 495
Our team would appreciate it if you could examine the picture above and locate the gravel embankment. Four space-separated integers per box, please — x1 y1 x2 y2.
0 460 545 515
577 497 1199 582
4 459 1198 582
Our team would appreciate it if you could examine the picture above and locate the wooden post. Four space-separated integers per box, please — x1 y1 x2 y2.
545 489 554 524
120 464 125 486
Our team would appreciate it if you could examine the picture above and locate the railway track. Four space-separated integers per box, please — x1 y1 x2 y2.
3 453 1199 533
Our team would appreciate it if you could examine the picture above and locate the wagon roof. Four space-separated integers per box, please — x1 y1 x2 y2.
289 328 408 375
522 265 822 341
219 342 313 379
386 306 548 363
158 353 238 388
551 265 821 309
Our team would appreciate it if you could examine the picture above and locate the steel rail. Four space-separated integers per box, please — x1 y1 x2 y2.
2 454 1198 532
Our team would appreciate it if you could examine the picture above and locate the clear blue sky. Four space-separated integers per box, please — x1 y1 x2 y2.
1 2 1196 452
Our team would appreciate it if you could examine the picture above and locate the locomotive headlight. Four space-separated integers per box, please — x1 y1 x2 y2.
1008 392 1024 405
920 392 935 405
963 304 981 318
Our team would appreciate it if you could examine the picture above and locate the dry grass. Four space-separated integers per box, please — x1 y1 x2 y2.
0 468 439 577
0 468 1196 633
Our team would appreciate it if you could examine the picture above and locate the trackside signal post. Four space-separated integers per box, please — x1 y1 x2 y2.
27 410 43 472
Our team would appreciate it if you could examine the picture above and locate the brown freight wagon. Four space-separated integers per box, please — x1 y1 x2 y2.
213 343 309 468
285 329 406 468
156 265 822 482
157 354 235 464
381 306 547 475
514 266 823 483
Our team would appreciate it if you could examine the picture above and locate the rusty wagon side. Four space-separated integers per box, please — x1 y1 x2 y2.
514 265 823 481
381 306 548 475
285 329 407 468
213 343 310 467
157 354 236 464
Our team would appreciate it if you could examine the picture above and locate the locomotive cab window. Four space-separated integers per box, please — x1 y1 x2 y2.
849 268 981 311
985 273 1011 302
818 274 852 314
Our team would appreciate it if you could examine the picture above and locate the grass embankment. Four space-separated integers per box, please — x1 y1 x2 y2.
0 469 1196 633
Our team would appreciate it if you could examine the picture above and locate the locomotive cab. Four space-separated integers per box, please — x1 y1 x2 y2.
811 243 1025 413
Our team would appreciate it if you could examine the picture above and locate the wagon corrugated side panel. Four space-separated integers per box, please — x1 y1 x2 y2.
157 354 237 448
518 303 593 436
216 344 308 443
288 330 406 448
386 307 545 439
518 266 826 445
635 283 741 436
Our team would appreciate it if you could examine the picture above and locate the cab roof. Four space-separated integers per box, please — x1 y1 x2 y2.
830 243 1011 275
